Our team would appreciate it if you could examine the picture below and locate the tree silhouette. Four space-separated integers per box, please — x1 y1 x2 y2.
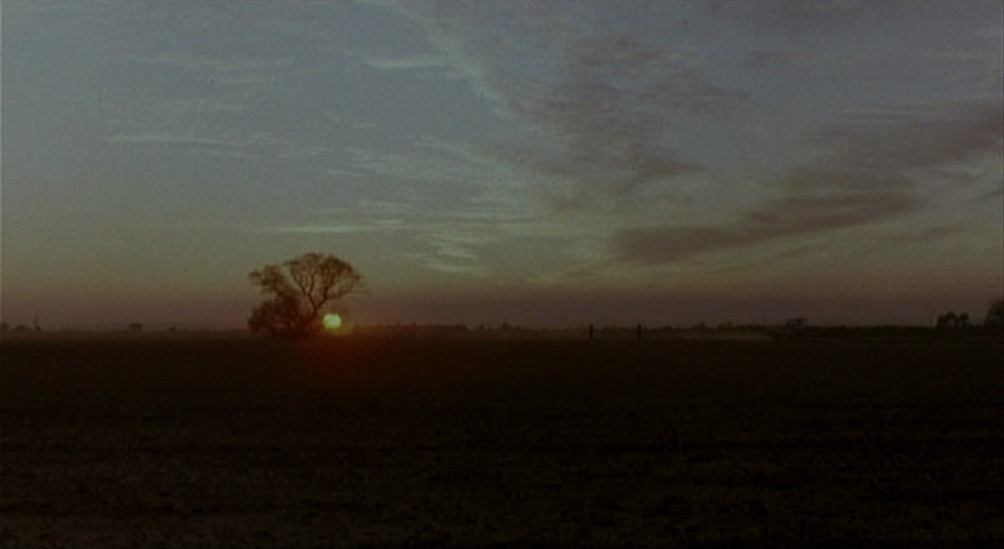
248 252 362 339
936 311 958 328
985 298 1004 328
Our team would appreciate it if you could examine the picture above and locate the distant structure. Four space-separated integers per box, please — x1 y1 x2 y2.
128 323 143 337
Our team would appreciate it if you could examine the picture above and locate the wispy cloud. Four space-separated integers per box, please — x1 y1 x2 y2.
103 130 287 151
819 100 1003 172
370 2 749 211
707 0 945 30
255 224 408 235
333 137 525 214
615 98 1003 263
358 0 1001 276
524 44 746 207
122 53 292 74
403 231 493 277
615 182 917 264
499 34 745 210
102 133 229 146
877 225 970 246
362 53 448 70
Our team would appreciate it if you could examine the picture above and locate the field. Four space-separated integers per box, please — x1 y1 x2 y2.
2 335 1002 547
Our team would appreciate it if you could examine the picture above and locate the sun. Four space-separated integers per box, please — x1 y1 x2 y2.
322 313 343 331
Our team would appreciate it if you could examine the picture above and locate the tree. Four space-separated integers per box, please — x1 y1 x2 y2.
936 311 958 328
985 298 1004 328
248 253 362 339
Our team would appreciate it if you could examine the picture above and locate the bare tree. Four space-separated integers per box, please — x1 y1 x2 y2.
248 253 363 338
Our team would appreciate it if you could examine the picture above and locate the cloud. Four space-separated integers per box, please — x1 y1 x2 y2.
614 98 1003 263
974 186 1003 202
361 53 448 70
877 225 969 245
255 224 407 235
616 178 917 264
505 33 751 210
370 2 748 211
97 93 289 158
405 231 492 276
102 130 288 153
706 0 943 30
363 0 1000 272
123 53 292 73
100 99 244 138
338 144 495 188
102 133 229 146
819 100 1004 173
744 49 819 69
503 37 749 209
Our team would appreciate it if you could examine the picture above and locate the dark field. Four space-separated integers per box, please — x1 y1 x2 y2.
2 336 1002 547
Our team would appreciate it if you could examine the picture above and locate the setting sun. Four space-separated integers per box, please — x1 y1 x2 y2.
322 313 343 331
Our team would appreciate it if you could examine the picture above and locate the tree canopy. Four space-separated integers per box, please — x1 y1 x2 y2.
248 253 362 338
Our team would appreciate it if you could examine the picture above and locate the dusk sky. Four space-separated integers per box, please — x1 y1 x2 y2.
2 1 1002 329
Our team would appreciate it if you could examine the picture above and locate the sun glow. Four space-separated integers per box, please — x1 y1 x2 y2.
322 313 343 331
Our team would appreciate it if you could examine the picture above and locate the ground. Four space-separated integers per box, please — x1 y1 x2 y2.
1 335 1002 547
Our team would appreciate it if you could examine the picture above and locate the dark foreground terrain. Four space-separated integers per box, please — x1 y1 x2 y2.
2 335 1002 547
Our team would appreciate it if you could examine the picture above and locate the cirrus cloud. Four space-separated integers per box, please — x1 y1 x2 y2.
615 98 1003 263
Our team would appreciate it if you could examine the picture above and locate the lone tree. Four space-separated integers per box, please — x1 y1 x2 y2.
248 252 362 338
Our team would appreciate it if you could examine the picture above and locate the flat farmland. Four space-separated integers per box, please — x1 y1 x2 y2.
2 336 1002 547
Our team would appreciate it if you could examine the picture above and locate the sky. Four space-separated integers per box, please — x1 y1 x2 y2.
2 0 1002 329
